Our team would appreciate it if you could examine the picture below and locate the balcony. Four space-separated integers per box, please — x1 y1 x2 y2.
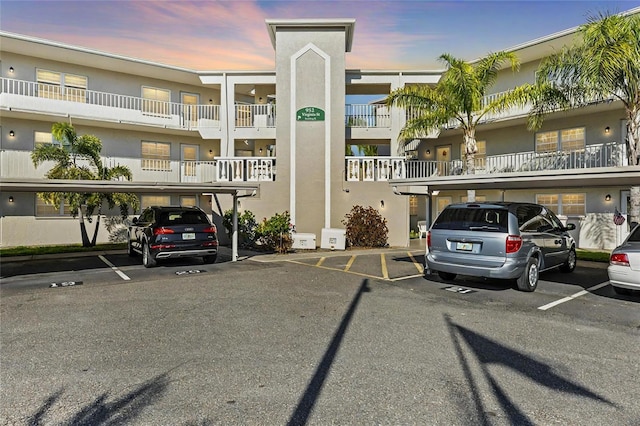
346 141 626 182
0 150 276 184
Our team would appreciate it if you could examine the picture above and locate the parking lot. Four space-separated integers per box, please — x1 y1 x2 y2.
1 244 639 424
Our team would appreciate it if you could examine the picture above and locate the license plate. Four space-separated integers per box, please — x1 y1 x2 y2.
456 242 473 251
182 233 196 240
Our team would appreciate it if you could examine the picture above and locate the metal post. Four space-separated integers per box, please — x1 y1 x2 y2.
232 193 238 262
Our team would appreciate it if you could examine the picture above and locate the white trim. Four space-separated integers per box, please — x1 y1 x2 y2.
290 43 331 228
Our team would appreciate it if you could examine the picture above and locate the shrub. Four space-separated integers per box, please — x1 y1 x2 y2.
255 211 293 253
342 205 388 247
222 209 258 247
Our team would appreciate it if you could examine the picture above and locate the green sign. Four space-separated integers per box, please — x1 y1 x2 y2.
296 107 325 121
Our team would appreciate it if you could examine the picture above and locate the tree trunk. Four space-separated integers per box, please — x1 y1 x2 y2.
464 128 478 202
90 203 103 247
627 109 640 227
78 208 91 247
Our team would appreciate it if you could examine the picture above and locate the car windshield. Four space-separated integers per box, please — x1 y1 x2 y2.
157 210 209 226
432 207 508 232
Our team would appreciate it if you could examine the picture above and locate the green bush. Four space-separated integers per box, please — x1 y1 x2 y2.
342 205 388 247
222 209 258 247
255 211 293 253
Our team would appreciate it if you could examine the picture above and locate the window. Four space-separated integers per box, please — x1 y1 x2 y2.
409 196 418 215
460 140 486 165
461 195 486 203
536 193 585 216
140 195 171 210
141 141 171 171
535 127 585 153
180 196 197 207
34 131 55 147
436 196 452 216
35 195 71 217
37 69 87 102
142 86 171 116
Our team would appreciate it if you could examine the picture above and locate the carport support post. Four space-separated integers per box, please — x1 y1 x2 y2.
232 193 239 262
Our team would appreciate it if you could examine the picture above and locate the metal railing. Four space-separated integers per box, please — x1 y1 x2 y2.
404 141 625 179
0 150 277 183
1 77 221 130
235 103 276 128
345 104 391 128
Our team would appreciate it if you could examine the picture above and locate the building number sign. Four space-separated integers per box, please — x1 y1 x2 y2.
296 107 325 121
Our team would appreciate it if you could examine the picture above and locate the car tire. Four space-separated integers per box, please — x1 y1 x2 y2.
559 248 576 273
438 271 457 281
142 242 156 268
612 286 632 295
203 255 217 264
516 257 538 292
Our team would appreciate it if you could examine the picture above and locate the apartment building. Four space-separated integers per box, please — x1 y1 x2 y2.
1 17 639 250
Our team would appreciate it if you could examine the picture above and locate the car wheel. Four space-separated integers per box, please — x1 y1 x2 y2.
559 248 576 273
612 286 632 295
438 271 457 281
203 255 217 264
516 257 538 292
142 242 156 268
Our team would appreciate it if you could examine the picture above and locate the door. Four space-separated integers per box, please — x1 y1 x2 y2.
181 93 199 128
436 145 451 176
181 144 199 182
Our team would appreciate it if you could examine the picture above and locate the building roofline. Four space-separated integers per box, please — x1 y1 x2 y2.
265 18 356 52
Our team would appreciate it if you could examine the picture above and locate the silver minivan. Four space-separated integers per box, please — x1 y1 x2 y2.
425 202 577 291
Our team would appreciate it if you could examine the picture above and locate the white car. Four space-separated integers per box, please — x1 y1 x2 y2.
608 224 640 295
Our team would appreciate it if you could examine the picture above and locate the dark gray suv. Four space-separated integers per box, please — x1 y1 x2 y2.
425 202 576 291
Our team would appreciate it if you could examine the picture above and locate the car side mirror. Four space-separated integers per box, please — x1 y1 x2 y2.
564 223 576 231
132 217 138 224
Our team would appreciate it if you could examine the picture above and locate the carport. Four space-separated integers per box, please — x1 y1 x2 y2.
0 177 259 262
391 166 640 227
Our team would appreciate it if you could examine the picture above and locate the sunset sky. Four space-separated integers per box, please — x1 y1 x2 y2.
2 1 639 71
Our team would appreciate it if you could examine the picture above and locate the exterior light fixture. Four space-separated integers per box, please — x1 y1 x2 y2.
259 148 263 154
605 194 611 201
209 149 213 155
380 200 385 208
605 126 610 134
426 149 431 155
9 130 15 137
9 67 14 73
9 196 14 203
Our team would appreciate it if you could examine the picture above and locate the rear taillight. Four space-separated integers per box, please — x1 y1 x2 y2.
203 225 217 233
153 227 175 235
427 231 431 250
506 235 523 253
610 253 630 266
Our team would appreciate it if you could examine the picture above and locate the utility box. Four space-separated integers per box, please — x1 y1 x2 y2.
292 233 316 250
321 228 346 250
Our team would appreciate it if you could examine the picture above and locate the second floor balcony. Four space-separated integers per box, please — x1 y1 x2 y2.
0 141 628 186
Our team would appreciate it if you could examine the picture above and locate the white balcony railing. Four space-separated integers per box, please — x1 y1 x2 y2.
345 104 391 128
346 156 406 181
1 77 220 130
404 141 625 179
235 104 275 128
0 150 276 183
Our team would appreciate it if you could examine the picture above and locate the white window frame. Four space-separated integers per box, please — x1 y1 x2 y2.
535 127 585 153
536 193 586 216
142 86 171 117
35 195 71 217
141 141 171 171
140 195 171 211
36 69 87 102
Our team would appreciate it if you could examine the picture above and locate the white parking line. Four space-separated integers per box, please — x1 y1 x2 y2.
98 255 131 281
538 281 609 311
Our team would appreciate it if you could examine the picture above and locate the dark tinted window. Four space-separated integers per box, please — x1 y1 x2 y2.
432 207 508 232
628 225 640 242
157 209 209 226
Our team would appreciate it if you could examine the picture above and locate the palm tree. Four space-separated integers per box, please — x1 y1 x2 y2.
31 122 139 246
386 52 530 199
527 11 640 225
